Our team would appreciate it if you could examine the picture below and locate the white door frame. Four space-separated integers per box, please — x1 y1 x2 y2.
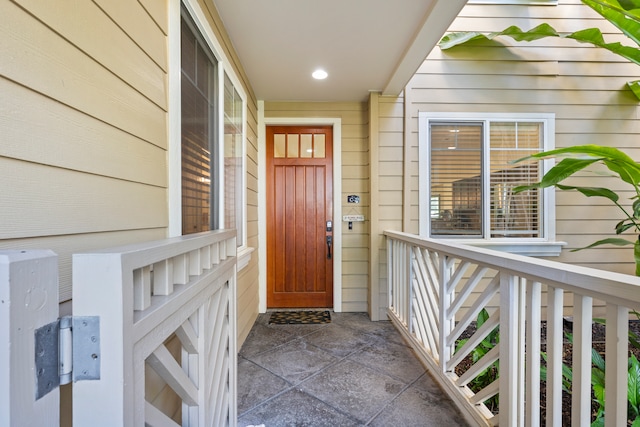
257 101 342 312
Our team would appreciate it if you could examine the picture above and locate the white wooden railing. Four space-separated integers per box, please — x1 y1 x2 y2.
72 230 237 426
385 230 640 427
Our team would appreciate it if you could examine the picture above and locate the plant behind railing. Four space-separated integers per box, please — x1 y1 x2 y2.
455 308 500 413
513 145 640 275
426 3 640 423
385 231 640 426
542 328 640 427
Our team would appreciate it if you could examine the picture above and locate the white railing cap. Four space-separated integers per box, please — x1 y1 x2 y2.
384 230 640 308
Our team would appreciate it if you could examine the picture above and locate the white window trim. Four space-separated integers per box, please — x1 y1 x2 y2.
168 0 252 269
418 112 565 257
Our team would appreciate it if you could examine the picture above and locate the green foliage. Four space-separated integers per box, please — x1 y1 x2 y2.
544 329 640 426
439 0 640 269
455 308 500 411
540 350 573 393
439 0 640 101
443 3 640 422
510 145 640 275
439 0 640 271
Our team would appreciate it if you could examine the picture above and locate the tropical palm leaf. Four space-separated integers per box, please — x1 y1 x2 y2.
439 0 640 100
571 237 635 252
555 184 619 202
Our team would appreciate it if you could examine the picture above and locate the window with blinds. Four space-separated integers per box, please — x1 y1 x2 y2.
428 120 543 239
430 123 483 236
489 122 541 237
181 14 218 235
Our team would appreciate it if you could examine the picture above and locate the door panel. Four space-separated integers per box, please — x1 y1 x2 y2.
267 126 333 308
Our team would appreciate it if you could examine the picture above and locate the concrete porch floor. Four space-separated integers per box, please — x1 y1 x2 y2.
237 312 470 427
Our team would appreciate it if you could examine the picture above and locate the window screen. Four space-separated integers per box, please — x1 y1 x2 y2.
181 14 218 235
224 73 243 245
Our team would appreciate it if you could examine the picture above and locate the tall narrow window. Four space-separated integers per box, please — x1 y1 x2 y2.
430 123 483 236
223 74 244 245
489 122 541 237
181 14 218 235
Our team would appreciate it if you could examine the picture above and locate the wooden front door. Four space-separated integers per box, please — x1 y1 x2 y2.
266 125 334 308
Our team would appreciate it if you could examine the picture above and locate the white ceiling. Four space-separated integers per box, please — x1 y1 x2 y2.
213 0 467 102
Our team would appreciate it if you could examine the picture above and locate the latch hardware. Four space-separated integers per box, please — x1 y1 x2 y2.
34 316 100 400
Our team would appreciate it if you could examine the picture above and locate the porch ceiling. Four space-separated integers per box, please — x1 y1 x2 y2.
212 0 467 102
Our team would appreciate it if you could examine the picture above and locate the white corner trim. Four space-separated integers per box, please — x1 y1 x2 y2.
167 0 182 237
257 110 343 313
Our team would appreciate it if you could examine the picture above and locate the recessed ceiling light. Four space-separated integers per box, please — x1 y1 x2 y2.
312 69 328 80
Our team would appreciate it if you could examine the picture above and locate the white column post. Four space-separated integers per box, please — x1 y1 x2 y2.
604 303 628 427
438 254 453 372
499 271 522 426
572 294 593 427
0 250 59 427
546 286 564 427
525 281 542 427
73 252 130 426
407 242 414 334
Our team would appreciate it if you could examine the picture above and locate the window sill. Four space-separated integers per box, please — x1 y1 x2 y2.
440 239 566 257
237 246 255 271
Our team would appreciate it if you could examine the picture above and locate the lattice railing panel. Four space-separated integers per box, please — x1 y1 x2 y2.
72 230 237 427
386 230 640 427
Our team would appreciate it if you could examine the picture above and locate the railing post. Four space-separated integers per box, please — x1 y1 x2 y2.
73 252 130 426
0 250 59 427
407 241 414 335
439 254 453 372
546 286 564 427
397 239 405 325
499 271 524 426
604 303 628 427
572 294 593 427
525 281 542 427
229 265 238 427
387 236 393 315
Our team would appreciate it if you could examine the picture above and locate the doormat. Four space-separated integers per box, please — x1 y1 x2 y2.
268 310 331 325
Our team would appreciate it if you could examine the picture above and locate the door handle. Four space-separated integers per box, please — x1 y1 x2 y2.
326 236 332 259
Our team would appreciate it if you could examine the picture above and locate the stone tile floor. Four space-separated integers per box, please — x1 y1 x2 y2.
237 312 471 427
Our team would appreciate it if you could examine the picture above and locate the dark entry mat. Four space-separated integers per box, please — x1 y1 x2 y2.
268 310 331 325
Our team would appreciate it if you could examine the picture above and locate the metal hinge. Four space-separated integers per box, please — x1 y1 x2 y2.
34 316 100 400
